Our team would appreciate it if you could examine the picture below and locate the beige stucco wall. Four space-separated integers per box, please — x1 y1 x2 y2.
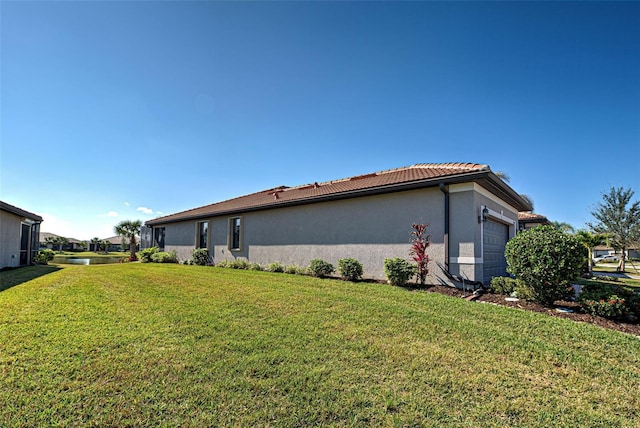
0 210 23 268
447 183 519 283
155 183 520 284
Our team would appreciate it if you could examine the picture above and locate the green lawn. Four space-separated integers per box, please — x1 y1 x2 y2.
1 264 639 427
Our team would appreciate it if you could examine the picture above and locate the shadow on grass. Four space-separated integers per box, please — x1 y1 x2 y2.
0 265 62 292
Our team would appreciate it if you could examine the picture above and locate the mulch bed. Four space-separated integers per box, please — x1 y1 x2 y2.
418 284 640 337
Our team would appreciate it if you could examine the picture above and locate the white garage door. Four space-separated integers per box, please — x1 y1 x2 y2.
483 219 509 285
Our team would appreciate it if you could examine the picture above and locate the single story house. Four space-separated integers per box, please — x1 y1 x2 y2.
517 212 551 231
101 236 139 252
593 245 639 260
144 163 532 286
0 201 43 269
39 232 85 251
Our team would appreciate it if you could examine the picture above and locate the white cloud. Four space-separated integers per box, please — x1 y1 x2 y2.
107 211 119 217
124 202 130 206
137 207 153 215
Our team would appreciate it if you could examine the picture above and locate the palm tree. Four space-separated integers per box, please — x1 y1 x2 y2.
552 221 575 234
90 237 101 252
114 220 142 261
576 230 608 273
494 171 535 211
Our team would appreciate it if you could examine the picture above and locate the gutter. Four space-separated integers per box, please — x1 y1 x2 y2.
439 183 449 270
147 170 495 226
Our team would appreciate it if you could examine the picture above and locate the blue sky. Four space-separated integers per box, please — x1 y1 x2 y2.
1 1 638 240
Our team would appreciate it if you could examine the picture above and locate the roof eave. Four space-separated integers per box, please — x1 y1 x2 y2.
146 170 511 226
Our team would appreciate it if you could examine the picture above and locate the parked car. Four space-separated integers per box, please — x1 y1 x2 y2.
593 254 619 263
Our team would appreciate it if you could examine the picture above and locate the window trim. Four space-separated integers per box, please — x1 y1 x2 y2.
228 216 242 251
196 221 209 250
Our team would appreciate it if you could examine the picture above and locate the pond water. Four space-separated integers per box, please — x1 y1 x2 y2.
52 257 123 265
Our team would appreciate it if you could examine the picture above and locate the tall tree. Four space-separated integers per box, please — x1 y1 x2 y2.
588 187 640 272
114 220 142 261
575 230 608 273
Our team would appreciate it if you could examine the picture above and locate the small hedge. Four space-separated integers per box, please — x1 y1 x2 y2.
139 247 159 263
338 258 363 281
267 262 285 273
308 259 335 278
35 249 55 265
192 248 211 266
384 258 416 286
490 277 536 300
151 251 179 264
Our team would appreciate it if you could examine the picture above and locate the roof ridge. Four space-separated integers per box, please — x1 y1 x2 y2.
283 162 489 190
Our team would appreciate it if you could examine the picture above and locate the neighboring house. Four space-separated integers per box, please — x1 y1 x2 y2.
144 163 532 286
517 212 551 231
593 245 640 260
39 232 85 251
102 236 139 252
0 201 43 269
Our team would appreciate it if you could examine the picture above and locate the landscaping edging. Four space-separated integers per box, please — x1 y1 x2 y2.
418 284 640 337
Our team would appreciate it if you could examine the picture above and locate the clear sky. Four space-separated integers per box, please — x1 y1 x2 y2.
1 1 638 240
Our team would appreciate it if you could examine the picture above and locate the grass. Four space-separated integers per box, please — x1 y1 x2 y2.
1 264 639 427
593 260 640 276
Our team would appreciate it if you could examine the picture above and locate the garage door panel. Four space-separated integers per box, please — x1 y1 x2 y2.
483 220 509 285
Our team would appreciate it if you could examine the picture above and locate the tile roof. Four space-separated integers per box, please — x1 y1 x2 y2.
39 232 83 244
517 212 549 222
147 162 523 225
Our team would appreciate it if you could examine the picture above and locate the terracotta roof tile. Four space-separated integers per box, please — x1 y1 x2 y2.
518 212 549 222
148 163 490 224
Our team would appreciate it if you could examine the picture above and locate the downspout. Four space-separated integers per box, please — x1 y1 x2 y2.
439 183 449 271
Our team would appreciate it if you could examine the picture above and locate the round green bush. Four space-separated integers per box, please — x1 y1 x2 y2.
383 258 417 286
139 247 159 263
308 259 335 278
337 258 363 281
35 249 55 265
505 225 586 305
191 248 211 266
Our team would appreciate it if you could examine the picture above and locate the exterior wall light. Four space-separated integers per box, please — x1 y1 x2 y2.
481 206 489 223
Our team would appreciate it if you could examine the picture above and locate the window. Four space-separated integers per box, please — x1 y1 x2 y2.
229 217 241 250
154 227 165 250
197 221 208 249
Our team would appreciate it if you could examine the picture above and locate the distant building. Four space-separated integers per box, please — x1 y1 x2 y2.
39 232 84 251
517 212 551 231
0 201 43 269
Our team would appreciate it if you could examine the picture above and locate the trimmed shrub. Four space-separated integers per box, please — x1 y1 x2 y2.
139 247 159 263
337 258 363 281
267 262 285 273
228 259 250 269
284 264 301 275
383 258 417 286
215 260 232 268
151 250 178 264
505 225 586 305
192 248 211 266
490 277 518 295
308 259 335 278
35 249 55 265
249 263 264 271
